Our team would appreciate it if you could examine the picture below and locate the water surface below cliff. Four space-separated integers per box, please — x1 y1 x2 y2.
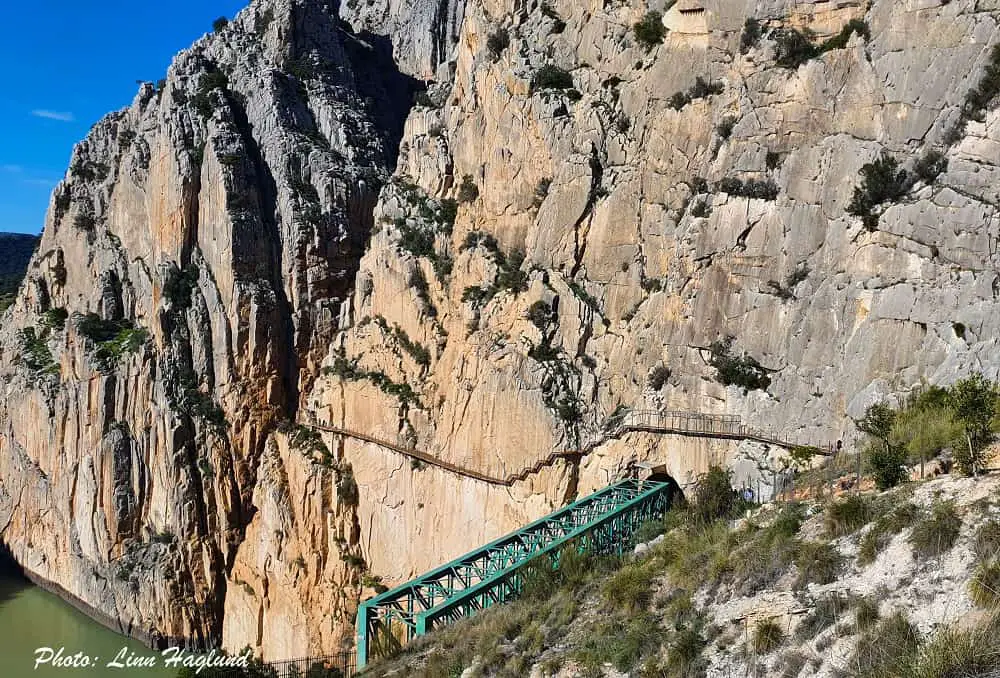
0 568 174 677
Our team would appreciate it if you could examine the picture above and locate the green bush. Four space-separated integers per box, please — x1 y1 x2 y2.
41 307 68 331
487 28 510 60
555 394 583 423
458 175 480 203
691 465 742 525
774 20 870 69
948 373 998 476
795 594 850 640
909 501 962 560
603 561 655 613
647 365 671 390
854 596 880 631
540 2 566 34
16 327 58 375
664 626 708 676
867 442 909 490
858 502 919 565
74 213 96 230
969 561 1000 608
794 541 843 588
914 150 947 184
716 176 779 200
633 11 666 50
530 64 574 93
163 264 199 310
717 116 736 140
824 494 873 537
708 337 771 391
575 613 664 673
740 18 763 54
904 613 1000 678
667 77 724 111
847 153 911 231
193 70 229 117
891 397 961 477
849 612 920 676
634 519 666 544
212 16 228 32
752 619 784 654
526 300 555 330
773 28 819 69
973 521 1000 562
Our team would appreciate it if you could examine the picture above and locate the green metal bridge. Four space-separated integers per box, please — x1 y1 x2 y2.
355 478 676 668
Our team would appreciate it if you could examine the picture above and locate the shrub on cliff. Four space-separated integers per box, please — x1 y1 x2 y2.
212 16 228 32
16 327 57 375
668 77 724 111
740 18 763 53
847 153 910 230
647 365 671 391
633 12 666 50
458 175 480 203
531 64 574 93
914 150 948 184
708 338 771 392
487 28 510 61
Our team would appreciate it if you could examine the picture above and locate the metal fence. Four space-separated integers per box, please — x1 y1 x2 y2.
205 653 357 678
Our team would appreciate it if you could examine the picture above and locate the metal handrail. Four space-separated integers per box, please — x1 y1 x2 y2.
296 410 834 489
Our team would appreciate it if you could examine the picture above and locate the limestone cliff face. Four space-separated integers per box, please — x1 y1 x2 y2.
0 0 413 649
2 0 1000 661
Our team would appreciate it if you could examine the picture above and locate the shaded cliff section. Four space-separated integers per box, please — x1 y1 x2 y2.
0 0 423 650
0 233 39 312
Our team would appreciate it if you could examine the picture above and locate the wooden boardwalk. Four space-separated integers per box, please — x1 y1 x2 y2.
297 410 834 488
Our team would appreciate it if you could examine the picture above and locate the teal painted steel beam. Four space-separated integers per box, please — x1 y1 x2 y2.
414 480 670 634
356 479 674 668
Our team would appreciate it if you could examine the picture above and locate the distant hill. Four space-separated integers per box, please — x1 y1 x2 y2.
0 233 39 310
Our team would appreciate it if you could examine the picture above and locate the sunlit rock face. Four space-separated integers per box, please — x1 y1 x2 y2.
3 0 1000 659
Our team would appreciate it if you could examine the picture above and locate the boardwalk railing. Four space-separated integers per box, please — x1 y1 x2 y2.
297 410 833 488
355 478 675 668
603 410 836 456
205 652 356 677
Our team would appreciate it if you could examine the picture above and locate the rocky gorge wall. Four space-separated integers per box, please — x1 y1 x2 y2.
1 0 1000 661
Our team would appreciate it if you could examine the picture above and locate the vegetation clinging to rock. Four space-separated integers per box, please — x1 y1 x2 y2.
708 337 771 392
633 12 666 50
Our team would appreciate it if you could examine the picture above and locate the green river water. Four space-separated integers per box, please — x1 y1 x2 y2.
0 567 175 678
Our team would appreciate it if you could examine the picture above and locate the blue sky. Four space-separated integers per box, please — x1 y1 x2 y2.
0 0 249 235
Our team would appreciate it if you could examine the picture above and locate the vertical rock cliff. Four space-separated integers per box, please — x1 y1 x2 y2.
2 0 1000 660
0 0 417 649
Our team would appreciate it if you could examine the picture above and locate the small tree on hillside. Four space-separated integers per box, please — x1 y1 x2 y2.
858 402 907 489
949 374 999 476
692 465 740 525
857 402 896 454
891 389 961 478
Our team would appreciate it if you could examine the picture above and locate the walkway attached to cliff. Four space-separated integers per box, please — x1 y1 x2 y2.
297 409 834 487
355 478 676 668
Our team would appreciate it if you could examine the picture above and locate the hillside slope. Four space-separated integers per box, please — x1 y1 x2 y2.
364 472 1000 677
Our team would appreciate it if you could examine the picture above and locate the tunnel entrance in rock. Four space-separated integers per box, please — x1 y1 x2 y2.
644 469 685 507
